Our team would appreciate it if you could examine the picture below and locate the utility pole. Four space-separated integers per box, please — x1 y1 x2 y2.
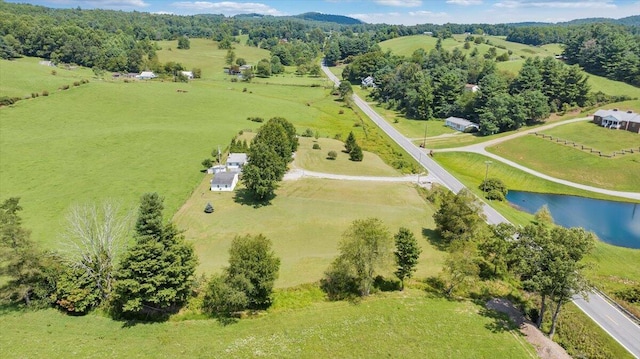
484 160 492 198
422 121 428 148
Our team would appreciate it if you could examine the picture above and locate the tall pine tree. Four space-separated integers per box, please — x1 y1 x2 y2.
112 193 197 319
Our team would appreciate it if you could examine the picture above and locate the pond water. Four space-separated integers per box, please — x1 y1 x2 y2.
506 191 640 249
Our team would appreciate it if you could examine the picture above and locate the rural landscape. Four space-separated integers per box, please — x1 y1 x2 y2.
0 1 639 358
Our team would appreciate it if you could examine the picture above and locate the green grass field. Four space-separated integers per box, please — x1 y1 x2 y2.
487 134 640 191
173 176 441 287
0 58 361 247
0 57 94 98
295 137 403 176
541 119 640 153
0 290 535 358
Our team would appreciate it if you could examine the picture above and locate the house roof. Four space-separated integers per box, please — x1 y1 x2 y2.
445 117 479 128
138 71 156 77
227 153 247 164
211 172 237 186
594 109 640 124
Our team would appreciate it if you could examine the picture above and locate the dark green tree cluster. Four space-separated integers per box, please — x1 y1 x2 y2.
563 24 640 86
177 36 190 50
111 193 197 319
479 178 508 201
0 198 57 307
344 131 363 162
203 234 280 317
433 189 485 243
243 117 298 200
229 137 249 153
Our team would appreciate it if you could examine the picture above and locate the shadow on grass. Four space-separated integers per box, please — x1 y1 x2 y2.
478 306 519 333
233 188 272 208
0 302 22 315
422 228 448 251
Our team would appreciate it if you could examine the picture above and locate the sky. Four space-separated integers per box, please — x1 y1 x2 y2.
5 0 640 25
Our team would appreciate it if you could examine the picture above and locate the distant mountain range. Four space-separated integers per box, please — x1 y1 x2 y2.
235 12 638 27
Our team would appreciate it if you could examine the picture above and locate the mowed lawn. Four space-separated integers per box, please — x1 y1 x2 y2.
0 67 360 247
487 135 640 192
0 290 535 359
541 119 640 153
174 175 441 287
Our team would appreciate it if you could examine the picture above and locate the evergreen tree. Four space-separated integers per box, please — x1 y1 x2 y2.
394 228 421 290
349 144 363 161
344 131 357 153
112 193 197 319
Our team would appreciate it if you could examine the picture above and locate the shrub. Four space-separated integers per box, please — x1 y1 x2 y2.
479 178 507 201
42 90 49 96
302 128 314 137
81 79 89 84
0 96 19 106
204 202 214 213
247 117 264 123
202 273 248 317
31 92 38 98
312 143 321 150
202 158 213 169
73 81 81 87
339 109 344 114
60 84 70 90
51 70 57 75
327 150 338 160
349 144 363 161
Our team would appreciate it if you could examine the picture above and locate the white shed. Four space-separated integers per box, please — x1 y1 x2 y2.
210 172 239 192
445 117 479 132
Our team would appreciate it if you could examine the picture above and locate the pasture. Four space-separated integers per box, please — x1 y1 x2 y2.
0 58 361 247
173 175 440 287
0 290 535 358
487 133 640 192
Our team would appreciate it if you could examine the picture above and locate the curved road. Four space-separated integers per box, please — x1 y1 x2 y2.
321 63 640 358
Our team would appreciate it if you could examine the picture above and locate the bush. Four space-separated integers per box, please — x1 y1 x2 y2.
302 128 314 137
42 90 49 96
312 143 321 150
202 274 248 317
0 96 19 106
327 150 338 160
247 117 264 123
349 144 363 161
202 158 213 169
204 202 214 213
60 84 70 90
479 178 507 201
320 258 359 301
616 285 640 303
73 81 81 87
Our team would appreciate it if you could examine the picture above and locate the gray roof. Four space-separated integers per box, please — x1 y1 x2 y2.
594 109 640 123
211 172 237 186
227 153 247 164
445 117 479 128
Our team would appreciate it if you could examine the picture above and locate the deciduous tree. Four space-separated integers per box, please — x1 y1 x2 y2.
394 227 421 290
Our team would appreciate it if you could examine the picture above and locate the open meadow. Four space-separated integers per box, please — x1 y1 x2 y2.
173 157 441 287
0 289 535 359
487 129 640 192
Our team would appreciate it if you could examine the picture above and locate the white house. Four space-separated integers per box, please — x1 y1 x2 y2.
361 76 376 88
136 71 157 80
445 117 479 132
180 71 194 79
210 172 239 192
464 84 480 93
226 153 248 172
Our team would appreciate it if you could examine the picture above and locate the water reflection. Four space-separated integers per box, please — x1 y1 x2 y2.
506 191 640 249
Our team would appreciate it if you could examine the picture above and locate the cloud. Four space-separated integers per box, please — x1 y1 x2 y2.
374 0 422 7
68 0 149 6
446 0 482 5
494 0 617 9
171 1 283 15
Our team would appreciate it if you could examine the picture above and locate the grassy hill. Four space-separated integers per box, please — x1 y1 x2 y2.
0 290 535 358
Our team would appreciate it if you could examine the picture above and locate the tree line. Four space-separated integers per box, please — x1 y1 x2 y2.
343 45 594 134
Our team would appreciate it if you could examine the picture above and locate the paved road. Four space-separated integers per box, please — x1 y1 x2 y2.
573 291 640 358
321 63 640 358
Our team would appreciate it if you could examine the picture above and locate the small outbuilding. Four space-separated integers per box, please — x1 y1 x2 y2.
445 117 479 132
136 71 157 80
361 76 376 88
464 84 480 93
226 153 248 172
206 165 226 174
180 71 194 79
210 172 239 192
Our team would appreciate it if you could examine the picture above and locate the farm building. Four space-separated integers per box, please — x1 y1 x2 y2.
445 117 479 132
593 109 640 133
226 153 248 172
180 71 194 79
136 71 157 79
210 172 239 192
206 165 226 174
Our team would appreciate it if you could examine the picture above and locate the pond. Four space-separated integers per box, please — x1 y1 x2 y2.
506 191 640 249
